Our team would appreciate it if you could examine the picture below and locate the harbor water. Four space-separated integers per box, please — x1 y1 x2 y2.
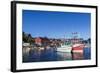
23 48 91 63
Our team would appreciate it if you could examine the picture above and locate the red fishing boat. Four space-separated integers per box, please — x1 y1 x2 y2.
72 44 84 53
71 32 85 53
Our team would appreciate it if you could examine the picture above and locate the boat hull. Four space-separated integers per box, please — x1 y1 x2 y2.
72 44 84 53
57 46 72 52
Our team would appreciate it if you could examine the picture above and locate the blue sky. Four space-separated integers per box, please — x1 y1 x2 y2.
22 10 91 40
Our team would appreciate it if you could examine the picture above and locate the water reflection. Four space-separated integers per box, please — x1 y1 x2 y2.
72 53 83 60
23 48 91 62
57 52 72 60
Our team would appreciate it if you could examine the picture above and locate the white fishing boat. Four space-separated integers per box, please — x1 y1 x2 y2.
57 42 72 52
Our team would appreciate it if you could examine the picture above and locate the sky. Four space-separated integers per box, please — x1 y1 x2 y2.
22 10 91 40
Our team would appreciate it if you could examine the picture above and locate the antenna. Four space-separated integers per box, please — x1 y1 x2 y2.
72 32 78 39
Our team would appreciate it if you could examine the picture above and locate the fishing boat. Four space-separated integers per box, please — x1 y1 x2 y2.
57 42 72 52
71 32 85 53
72 43 84 53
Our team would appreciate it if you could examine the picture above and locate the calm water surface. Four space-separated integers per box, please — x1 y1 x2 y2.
23 48 91 63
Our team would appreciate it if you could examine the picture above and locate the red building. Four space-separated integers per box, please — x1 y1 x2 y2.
34 37 50 46
35 37 42 45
